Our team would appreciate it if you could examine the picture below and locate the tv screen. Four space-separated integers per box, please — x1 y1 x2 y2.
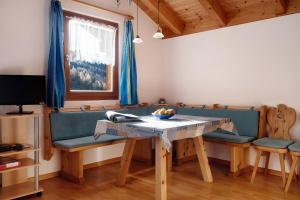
0 75 46 106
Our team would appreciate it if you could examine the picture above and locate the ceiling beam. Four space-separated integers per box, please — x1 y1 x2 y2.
275 0 288 14
198 0 226 26
135 0 185 35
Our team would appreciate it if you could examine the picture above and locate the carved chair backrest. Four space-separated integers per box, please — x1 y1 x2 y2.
267 104 297 140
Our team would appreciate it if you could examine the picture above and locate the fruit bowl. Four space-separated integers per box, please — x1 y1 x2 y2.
152 113 175 120
152 108 176 120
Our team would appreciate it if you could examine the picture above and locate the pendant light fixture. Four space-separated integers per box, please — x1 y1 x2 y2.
153 0 164 39
133 0 143 44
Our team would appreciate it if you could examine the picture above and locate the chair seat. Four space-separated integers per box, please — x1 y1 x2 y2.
54 135 125 149
288 141 300 152
252 137 294 149
203 131 255 144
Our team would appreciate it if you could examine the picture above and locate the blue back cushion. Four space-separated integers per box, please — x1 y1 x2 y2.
50 111 107 142
115 107 151 116
177 108 259 137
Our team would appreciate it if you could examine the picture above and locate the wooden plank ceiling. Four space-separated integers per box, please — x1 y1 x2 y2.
133 0 300 38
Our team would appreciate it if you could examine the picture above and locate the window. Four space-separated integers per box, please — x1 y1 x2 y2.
63 11 119 100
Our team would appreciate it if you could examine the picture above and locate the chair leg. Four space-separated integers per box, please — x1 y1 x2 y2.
285 156 298 192
251 150 262 183
279 153 286 188
287 153 298 183
264 152 270 176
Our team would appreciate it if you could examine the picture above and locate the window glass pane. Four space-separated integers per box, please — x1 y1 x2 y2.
67 17 116 92
70 61 109 91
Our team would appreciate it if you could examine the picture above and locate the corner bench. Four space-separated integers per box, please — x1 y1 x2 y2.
47 104 267 184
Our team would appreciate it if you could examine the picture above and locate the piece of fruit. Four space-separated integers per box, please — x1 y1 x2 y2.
153 108 175 115
167 109 175 114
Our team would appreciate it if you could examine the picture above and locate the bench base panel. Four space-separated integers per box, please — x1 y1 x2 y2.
230 146 250 176
61 151 84 184
176 138 251 177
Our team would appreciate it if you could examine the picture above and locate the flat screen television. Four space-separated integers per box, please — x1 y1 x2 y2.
0 75 46 114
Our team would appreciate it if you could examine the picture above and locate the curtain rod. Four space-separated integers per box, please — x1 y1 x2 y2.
71 0 134 20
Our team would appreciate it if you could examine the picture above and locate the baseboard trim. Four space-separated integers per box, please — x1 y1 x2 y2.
208 157 230 166
29 157 122 181
32 156 296 182
83 157 121 170
249 166 297 177
208 157 297 178
28 171 60 182
40 171 60 181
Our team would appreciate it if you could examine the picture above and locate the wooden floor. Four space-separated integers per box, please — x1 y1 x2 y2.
26 161 300 200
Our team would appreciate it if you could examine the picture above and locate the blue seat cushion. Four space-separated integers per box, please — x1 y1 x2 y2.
53 135 125 149
50 111 107 142
288 142 300 152
203 131 255 144
177 108 259 138
252 137 294 149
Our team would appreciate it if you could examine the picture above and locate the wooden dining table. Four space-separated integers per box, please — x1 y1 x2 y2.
94 115 235 200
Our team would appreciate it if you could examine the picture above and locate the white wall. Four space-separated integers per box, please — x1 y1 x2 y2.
161 14 300 171
0 0 163 175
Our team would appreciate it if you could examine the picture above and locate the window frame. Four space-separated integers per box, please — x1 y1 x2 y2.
63 10 119 101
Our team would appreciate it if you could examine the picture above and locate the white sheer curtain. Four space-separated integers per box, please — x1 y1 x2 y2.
68 17 117 66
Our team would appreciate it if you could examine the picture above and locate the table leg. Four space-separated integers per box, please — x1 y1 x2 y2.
155 137 167 200
116 138 136 186
166 146 173 172
193 136 213 183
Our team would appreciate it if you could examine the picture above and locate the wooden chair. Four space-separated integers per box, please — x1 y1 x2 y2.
250 104 296 187
285 142 300 192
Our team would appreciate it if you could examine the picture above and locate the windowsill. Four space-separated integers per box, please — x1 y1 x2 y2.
65 94 119 101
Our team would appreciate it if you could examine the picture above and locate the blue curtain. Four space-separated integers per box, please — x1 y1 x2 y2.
47 0 66 109
120 20 138 105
